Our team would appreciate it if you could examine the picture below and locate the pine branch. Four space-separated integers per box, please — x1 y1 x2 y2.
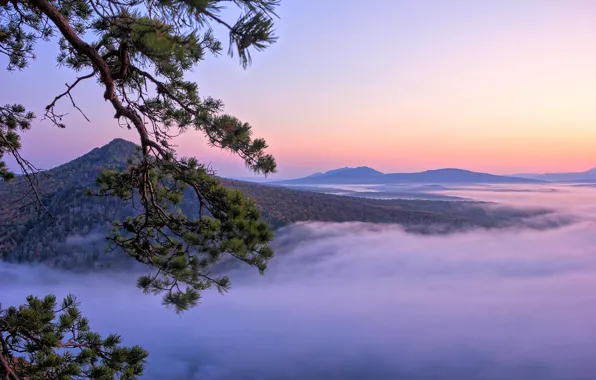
6 0 278 314
0 335 19 380
0 128 52 219
44 71 95 127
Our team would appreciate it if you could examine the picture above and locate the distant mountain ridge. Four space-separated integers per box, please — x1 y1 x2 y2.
297 166 384 183
276 167 544 185
0 138 555 270
512 168 596 182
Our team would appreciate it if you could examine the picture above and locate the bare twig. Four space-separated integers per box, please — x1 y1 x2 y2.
44 71 95 127
0 133 52 219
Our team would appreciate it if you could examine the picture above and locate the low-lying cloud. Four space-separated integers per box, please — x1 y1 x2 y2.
2 184 596 379
64 232 105 246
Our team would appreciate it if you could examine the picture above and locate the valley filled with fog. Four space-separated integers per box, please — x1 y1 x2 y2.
2 183 596 379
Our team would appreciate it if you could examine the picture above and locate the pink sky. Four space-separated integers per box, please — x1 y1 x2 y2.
2 0 596 179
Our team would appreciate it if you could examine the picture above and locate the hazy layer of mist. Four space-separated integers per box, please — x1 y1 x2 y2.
2 184 596 379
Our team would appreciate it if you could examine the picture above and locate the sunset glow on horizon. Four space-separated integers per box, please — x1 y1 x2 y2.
2 0 596 178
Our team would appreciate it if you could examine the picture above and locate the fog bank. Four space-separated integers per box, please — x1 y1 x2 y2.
2 185 596 379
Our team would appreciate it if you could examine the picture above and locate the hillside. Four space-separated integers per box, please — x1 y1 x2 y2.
292 166 384 184
512 168 596 182
276 167 544 185
0 139 556 269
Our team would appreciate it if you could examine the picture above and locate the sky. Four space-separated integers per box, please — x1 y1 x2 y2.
2 0 596 178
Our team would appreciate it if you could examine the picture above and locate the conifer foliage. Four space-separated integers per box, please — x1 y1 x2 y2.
0 294 147 379
0 105 34 183
1 0 281 378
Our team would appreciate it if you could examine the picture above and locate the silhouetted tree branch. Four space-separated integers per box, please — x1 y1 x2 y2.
1 0 281 376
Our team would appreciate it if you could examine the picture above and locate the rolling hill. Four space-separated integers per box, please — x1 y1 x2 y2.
292 166 384 184
276 167 544 185
0 139 557 269
512 168 596 182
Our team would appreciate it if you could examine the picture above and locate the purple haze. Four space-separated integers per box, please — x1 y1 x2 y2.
2 184 596 379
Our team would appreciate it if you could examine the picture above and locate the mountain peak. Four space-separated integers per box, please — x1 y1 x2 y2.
278 166 542 185
323 166 383 175
276 166 383 185
100 138 137 150
86 138 136 157
109 137 133 144
423 168 474 174
48 139 138 183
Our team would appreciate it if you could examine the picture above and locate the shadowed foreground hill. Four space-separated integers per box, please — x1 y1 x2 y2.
0 139 561 269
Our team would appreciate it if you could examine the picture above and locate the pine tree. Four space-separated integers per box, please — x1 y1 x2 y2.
0 294 147 379
1 0 281 378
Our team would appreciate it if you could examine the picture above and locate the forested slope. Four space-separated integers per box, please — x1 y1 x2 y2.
0 139 554 269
